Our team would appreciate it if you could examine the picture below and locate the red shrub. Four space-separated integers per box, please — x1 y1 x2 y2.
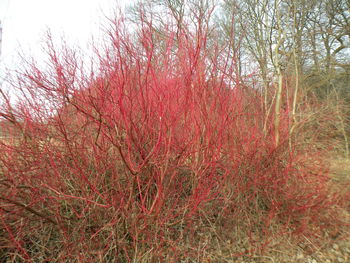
0 12 347 262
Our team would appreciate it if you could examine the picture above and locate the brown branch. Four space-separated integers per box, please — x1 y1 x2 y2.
0 196 57 225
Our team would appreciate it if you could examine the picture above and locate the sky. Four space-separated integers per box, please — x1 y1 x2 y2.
0 0 132 75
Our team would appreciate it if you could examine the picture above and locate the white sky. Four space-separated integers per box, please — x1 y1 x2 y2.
0 0 132 74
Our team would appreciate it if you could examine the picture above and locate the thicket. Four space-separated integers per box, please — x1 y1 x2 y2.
0 2 349 262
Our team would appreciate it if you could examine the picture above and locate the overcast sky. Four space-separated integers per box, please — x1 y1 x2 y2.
0 0 131 74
